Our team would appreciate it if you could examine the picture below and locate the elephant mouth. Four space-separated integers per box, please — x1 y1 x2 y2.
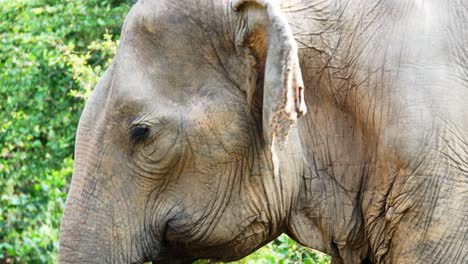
217 215 272 258
150 255 194 264
149 216 271 262
148 247 187 264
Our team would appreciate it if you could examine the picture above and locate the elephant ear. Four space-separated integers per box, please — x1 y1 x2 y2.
233 0 307 150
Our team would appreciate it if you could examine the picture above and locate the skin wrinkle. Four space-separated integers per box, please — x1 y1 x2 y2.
283 0 468 263
205 164 236 242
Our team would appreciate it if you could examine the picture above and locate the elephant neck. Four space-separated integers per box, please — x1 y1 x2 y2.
288 159 370 263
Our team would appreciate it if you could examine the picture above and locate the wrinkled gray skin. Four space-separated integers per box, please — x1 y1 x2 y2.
59 0 468 263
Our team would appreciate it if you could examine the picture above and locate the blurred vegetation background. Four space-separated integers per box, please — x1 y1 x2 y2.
0 0 330 263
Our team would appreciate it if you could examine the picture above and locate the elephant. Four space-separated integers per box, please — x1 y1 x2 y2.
59 0 468 263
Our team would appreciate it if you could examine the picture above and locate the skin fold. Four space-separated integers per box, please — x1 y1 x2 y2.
59 0 468 263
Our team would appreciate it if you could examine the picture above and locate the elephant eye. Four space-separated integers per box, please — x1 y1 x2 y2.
129 125 150 144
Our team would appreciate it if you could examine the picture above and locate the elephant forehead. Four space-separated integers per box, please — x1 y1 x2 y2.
131 0 194 35
127 0 230 39
132 0 169 34
114 0 244 104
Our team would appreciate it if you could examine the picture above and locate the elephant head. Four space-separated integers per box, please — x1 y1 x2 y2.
59 0 306 262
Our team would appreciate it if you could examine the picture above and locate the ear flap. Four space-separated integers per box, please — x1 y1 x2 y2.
233 0 307 150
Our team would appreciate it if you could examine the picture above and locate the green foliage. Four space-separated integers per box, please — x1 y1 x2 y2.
195 234 330 264
0 1 330 263
238 235 330 264
0 0 129 263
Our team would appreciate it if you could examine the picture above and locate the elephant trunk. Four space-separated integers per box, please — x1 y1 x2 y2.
59 172 113 263
59 151 155 263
